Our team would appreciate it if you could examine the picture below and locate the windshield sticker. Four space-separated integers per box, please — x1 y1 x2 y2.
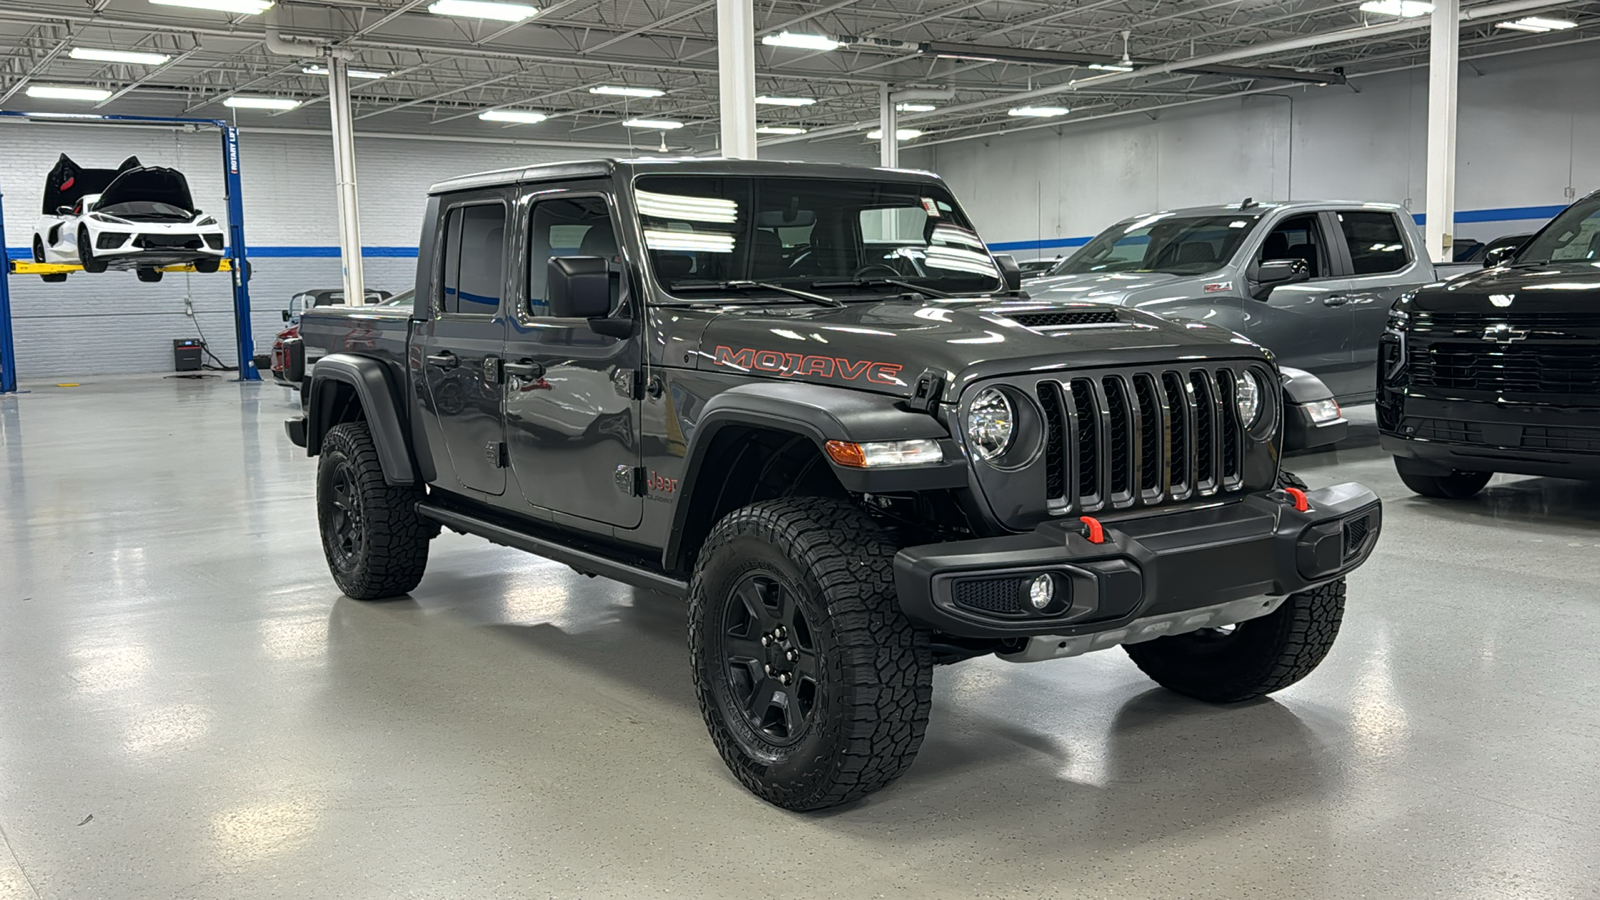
712 345 904 385
921 197 941 217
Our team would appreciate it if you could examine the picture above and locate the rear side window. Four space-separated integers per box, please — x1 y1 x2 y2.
439 203 506 315
1338 211 1409 276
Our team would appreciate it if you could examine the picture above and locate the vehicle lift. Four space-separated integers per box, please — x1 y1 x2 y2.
0 111 258 393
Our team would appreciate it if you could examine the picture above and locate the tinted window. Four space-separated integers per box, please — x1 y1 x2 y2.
1338 211 1409 275
1057 213 1261 276
633 175 1001 296
439 203 505 316
528 196 618 316
1259 214 1330 279
1518 195 1600 264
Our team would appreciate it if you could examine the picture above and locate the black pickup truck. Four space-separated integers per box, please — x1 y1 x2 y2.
285 159 1382 811
1380 190 1600 498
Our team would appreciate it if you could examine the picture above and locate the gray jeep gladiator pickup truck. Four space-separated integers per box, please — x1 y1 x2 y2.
1029 200 1476 448
285 159 1382 811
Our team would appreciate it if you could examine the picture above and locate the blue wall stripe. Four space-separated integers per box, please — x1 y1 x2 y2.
988 236 1092 253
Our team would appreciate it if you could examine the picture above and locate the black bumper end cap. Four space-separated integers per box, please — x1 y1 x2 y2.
285 416 308 448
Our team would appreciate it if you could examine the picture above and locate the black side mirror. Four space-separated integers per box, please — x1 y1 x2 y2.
548 256 614 319
992 254 1023 293
1253 258 1310 299
1483 245 1517 268
281 309 291 322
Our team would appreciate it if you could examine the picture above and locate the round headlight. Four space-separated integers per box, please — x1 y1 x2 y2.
966 388 1015 461
1236 370 1264 428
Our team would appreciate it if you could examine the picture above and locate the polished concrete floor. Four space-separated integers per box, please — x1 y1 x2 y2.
1 374 1597 900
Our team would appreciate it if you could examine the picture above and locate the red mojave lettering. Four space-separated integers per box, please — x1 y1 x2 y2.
712 345 903 386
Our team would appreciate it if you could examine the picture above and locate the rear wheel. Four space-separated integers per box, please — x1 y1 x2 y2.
1124 578 1346 703
136 267 163 283
32 236 45 263
688 497 933 811
1394 456 1492 499
77 227 107 273
316 422 431 600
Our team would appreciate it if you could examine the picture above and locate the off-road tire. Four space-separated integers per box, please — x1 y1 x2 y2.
194 257 221 274
136 267 163 283
1393 457 1492 499
316 422 430 600
688 497 933 811
77 227 107 273
1124 578 1346 703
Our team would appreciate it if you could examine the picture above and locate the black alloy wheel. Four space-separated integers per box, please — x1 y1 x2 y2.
325 460 365 573
718 573 821 745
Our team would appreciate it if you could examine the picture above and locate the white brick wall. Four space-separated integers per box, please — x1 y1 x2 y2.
2 124 874 379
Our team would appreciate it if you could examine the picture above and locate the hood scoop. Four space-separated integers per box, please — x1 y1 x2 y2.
1000 308 1132 332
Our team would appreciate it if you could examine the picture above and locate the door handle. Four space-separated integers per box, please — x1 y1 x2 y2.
425 351 459 369
504 360 545 379
1322 294 1351 307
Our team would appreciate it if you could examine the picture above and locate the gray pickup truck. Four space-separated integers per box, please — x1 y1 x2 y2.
1028 201 1474 446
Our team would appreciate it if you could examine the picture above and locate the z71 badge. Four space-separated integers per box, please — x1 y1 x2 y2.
711 346 904 385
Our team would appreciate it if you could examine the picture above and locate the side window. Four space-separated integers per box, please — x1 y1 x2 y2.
438 203 505 316
1258 214 1330 279
527 195 618 317
1338 211 1409 276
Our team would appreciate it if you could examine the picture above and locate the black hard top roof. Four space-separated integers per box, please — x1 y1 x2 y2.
428 157 945 195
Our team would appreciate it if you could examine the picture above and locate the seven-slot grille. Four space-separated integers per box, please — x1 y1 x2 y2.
1034 366 1253 514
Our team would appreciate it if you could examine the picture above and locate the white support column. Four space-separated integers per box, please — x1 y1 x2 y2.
879 84 899 168
1424 0 1459 264
327 55 365 303
716 0 757 159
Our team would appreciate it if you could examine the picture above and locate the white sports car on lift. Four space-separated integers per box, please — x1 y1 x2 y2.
31 154 226 283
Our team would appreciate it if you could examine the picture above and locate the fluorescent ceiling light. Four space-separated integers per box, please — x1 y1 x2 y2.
867 128 923 140
635 190 739 224
896 102 937 112
479 109 548 124
1008 106 1070 117
1087 62 1133 72
149 0 274 14
25 85 113 102
428 0 538 22
1496 16 1577 32
1358 0 1433 18
756 125 809 135
223 95 301 110
590 85 665 98
302 65 387 79
762 32 840 52
624 118 684 129
25 111 107 119
643 229 736 253
755 96 816 106
70 47 172 66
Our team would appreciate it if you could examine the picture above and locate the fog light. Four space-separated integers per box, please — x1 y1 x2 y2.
1028 574 1054 610
1305 398 1341 424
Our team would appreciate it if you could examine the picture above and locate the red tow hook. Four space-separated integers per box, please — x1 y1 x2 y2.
1282 487 1311 513
1076 515 1106 544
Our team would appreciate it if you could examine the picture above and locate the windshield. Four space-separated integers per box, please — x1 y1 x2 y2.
1052 212 1262 276
95 201 193 221
1516 195 1600 265
633 175 1002 296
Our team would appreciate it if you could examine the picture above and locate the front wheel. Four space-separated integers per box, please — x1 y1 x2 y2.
1394 456 1492 499
688 497 932 811
77 227 107 273
316 422 431 599
1124 578 1346 703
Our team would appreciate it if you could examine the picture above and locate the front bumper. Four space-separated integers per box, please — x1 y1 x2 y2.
1379 392 1600 479
893 483 1381 641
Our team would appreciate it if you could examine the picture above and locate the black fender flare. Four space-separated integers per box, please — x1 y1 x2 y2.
1279 366 1335 405
304 354 416 486
663 382 967 569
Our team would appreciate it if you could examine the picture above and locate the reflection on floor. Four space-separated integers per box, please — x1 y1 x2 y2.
1 380 1596 899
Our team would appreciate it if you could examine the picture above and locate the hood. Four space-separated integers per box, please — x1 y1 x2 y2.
1402 262 1600 316
685 297 1268 398
41 153 141 215
1024 270 1197 306
94 166 195 213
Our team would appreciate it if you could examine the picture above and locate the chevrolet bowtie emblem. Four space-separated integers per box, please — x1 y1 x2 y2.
1483 323 1530 343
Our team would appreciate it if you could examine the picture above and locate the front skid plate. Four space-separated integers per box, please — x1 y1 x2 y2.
997 593 1289 663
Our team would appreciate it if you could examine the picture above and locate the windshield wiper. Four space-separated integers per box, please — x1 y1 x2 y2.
810 278 952 300
670 281 843 308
